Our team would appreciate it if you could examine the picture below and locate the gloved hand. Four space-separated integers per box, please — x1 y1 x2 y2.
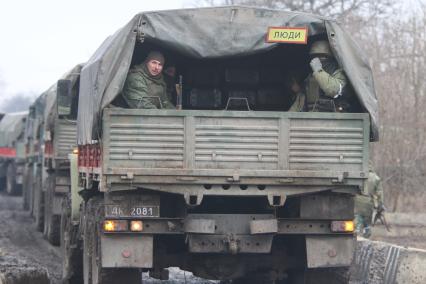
375 203 385 214
290 78 301 93
310 57 323 73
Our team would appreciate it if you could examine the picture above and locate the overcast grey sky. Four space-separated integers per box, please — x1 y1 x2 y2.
1 0 422 112
0 0 192 111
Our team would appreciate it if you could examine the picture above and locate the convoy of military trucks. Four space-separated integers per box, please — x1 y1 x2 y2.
0 6 380 284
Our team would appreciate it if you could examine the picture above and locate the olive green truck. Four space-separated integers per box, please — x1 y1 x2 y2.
0 111 28 196
41 65 81 245
22 65 81 245
60 6 379 284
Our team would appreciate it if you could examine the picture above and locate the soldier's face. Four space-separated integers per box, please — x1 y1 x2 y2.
147 59 164 76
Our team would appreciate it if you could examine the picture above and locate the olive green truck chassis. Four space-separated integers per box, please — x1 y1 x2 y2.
43 118 77 245
71 109 369 283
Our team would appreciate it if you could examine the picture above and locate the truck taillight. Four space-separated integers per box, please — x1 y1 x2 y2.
331 221 354 233
103 220 144 232
103 220 128 232
130 221 143 232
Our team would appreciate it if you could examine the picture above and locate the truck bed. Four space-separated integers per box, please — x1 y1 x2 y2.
102 109 369 188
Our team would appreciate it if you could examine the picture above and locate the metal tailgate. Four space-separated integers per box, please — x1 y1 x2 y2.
103 109 369 182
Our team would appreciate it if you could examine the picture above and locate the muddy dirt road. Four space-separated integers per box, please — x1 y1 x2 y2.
0 192 62 283
0 192 217 283
0 191 425 284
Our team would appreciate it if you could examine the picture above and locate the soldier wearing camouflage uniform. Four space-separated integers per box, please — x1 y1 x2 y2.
354 167 384 238
289 40 349 112
122 51 175 109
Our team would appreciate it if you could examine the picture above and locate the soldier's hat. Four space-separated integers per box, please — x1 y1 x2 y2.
309 40 332 57
145 51 165 65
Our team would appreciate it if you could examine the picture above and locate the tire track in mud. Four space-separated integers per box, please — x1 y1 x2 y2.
0 192 61 283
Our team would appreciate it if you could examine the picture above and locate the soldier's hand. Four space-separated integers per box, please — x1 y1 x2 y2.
290 78 301 93
310 57 323 73
376 203 385 214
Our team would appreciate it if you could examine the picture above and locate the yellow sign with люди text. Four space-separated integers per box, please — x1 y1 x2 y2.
266 27 308 44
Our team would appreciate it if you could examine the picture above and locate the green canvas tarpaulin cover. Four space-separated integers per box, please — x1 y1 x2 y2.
24 92 47 144
43 64 83 132
0 111 28 147
23 64 82 144
78 6 379 143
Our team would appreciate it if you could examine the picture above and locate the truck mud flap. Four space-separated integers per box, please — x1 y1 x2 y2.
306 235 355 268
100 235 153 268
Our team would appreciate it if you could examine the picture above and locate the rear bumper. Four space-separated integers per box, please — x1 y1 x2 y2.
101 217 355 269
102 217 354 236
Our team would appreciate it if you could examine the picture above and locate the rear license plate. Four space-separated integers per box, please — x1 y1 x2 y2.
105 205 159 218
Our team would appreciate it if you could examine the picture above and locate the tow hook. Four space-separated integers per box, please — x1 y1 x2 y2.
224 234 240 255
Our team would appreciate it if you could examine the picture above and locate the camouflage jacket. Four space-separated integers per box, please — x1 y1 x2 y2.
122 64 175 109
289 67 348 112
354 171 384 218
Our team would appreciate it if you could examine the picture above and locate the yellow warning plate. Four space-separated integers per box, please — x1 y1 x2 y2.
266 27 308 44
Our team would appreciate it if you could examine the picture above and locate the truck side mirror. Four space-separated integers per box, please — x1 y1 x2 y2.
57 79 72 116
29 106 35 118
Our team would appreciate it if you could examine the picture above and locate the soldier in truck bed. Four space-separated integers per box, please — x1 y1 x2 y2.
122 51 175 109
288 40 352 112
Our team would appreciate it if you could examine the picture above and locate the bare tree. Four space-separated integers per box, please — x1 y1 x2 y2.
361 3 426 212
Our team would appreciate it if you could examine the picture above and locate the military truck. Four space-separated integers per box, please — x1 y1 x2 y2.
23 94 48 229
40 65 82 245
0 111 28 196
22 65 82 243
60 7 379 284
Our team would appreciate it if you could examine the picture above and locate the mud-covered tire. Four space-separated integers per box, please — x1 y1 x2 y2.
6 163 21 196
321 267 350 284
61 194 83 284
27 165 35 214
232 276 274 284
22 165 31 210
33 167 44 231
0 177 5 192
83 196 142 284
288 267 350 284
44 172 61 246
45 214 61 246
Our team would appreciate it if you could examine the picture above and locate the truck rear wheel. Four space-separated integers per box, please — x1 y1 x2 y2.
6 163 21 195
232 276 274 284
61 194 83 284
22 165 31 210
0 176 6 192
44 172 61 245
289 267 350 284
83 196 142 284
45 214 61 245
27 165 35 215
33 167 44 231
